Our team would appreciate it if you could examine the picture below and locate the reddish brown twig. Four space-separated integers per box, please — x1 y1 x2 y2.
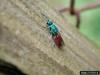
59 7 70 13
59 0 80 28
78 2 100 13
70 0 80 28
58 0 100 29
75 12 80 28
70 0 75 15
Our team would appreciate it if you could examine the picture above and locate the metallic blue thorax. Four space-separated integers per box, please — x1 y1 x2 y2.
47 20 59 36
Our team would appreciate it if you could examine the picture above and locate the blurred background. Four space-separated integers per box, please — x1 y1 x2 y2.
49 0 100 47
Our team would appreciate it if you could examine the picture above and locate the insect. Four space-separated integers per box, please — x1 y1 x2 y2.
47 19 59 36
41 13 64 48
52 33 64 48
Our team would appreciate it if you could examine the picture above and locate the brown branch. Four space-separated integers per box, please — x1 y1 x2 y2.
59 0 80 28
59 7 70 13
59 2 100 13
58 1 100 29
59 0 75 14
75 12 80 28
78 2 100 13
70 0 75 15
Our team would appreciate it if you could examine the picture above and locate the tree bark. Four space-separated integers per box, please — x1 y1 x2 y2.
0 0 100 75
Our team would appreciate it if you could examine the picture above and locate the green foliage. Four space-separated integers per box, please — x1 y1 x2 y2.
80 9 100 46
75 0 100 47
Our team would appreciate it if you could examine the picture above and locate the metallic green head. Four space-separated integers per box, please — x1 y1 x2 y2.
47 20 53 26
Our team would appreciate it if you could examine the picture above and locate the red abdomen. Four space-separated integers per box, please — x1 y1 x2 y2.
53 34 63 48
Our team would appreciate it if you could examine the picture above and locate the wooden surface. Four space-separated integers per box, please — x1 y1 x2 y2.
0 0 100 75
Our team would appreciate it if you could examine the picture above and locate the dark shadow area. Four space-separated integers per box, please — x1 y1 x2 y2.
0 59 27 75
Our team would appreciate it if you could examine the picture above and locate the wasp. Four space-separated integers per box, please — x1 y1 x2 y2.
41 13 64 48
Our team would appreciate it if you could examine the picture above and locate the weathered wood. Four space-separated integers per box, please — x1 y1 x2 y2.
0 0 100 75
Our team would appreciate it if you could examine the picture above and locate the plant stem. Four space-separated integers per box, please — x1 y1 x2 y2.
58 1 100 28
70 0 75 15
78 2 100 13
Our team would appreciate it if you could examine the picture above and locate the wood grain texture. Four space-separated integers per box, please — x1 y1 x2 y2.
0 0 100 75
